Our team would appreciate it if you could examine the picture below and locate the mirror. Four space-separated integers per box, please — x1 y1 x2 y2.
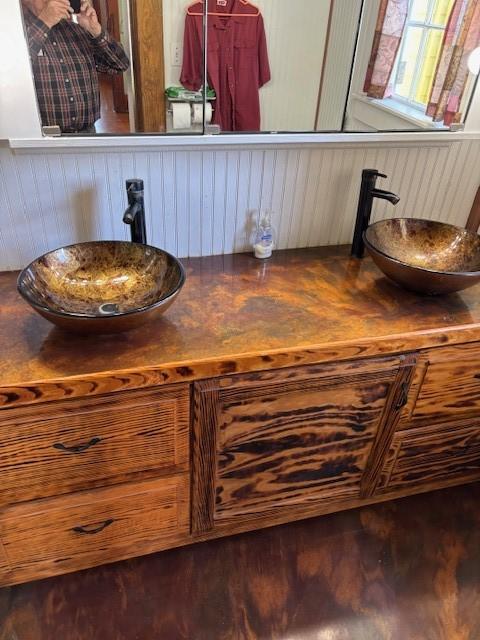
19 0 480 136
345 0 480 131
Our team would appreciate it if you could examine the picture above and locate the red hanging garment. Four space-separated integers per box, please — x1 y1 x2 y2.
181 0 271 131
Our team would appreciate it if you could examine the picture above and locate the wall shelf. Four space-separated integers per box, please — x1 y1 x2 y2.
9 130 479 153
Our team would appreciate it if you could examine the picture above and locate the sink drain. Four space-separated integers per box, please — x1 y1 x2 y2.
98 303 119 315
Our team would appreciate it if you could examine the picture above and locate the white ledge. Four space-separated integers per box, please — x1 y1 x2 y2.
351 93 446 131
8 130 480 152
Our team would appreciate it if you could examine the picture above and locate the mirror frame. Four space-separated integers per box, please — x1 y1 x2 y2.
3 0 480 148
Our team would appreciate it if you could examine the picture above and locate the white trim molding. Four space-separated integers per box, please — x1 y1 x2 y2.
8 130 480 152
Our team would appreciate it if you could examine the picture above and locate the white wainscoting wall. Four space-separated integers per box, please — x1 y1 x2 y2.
0 139 479 271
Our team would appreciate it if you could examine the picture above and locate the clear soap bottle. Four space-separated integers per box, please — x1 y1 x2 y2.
253 211 275 259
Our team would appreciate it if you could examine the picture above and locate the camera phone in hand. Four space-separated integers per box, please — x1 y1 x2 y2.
70 0 82 13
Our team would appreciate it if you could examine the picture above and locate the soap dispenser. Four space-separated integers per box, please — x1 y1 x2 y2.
253 211 275 259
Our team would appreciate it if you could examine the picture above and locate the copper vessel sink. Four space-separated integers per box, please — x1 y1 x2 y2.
17 241 186 333
364 218 480 295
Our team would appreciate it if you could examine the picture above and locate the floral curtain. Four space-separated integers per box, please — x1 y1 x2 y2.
427 0 480 125
364 0 409 99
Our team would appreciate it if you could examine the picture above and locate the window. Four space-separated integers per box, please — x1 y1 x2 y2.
391 0 454 109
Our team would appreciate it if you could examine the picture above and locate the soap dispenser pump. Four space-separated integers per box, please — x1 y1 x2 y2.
253 211 275 259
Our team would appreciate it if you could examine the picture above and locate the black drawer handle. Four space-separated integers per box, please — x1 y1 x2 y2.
53 437 101 454
395 382 409 410
72 519 114 535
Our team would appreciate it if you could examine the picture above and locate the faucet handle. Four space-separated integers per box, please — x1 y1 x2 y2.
126 179 144 194
363 169 387 180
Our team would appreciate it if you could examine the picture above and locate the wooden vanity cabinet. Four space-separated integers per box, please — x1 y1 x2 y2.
191 355 416 536
3 249 480 587
2 343 480 587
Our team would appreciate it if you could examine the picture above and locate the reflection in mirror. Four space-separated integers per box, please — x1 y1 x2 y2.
163 1 208 133
20 0 206 135
19 0 480 137
182 0 362 133
20 0 131 134
345 0 480 132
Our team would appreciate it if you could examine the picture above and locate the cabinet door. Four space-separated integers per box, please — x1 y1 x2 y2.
192 356 416 534
377 420 480 494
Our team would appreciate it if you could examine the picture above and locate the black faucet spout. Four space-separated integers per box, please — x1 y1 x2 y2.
351 169 400 259
123 179 147 244
123 201 142 225
370 188 401 205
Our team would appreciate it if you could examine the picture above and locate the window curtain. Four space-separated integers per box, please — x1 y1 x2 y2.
427 0 480 125
363 0 409 99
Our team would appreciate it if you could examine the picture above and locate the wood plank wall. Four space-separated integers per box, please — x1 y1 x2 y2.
129 0 166 133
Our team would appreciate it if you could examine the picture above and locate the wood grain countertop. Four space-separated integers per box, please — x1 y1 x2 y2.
2 246 480 409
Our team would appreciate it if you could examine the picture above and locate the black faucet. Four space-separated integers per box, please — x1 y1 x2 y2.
351 169 400 258
123 179 147 244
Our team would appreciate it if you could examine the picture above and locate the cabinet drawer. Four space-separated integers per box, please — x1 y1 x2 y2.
407 343 480 425
378 420 480 492
0 385 189 505
0 475 189 586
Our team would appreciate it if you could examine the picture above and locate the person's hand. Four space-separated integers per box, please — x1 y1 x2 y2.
77 0 102 38
38 0 73 29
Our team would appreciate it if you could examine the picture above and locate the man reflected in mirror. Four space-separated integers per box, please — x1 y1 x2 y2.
21 0 130 134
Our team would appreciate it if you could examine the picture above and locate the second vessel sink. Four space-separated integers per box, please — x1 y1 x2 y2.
364 218 480 295
17 241 186 333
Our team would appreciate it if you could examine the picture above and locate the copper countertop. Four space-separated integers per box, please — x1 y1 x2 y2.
2 246 480 395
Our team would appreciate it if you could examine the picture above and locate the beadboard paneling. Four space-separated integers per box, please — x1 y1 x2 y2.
0 141 479 271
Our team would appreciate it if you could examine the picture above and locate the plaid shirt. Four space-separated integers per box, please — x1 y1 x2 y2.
23 10 130 132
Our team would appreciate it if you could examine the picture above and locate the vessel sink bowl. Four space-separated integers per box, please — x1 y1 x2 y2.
17 241 186 333
364 218 480 295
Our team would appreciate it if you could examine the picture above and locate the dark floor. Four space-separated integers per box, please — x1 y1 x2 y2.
1 483 480 640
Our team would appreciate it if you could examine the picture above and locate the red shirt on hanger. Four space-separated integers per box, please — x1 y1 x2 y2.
181 0 271 132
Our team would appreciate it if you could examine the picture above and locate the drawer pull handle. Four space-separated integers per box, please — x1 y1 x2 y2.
72 519 114 535
53 437 101 454
395 382 409 410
